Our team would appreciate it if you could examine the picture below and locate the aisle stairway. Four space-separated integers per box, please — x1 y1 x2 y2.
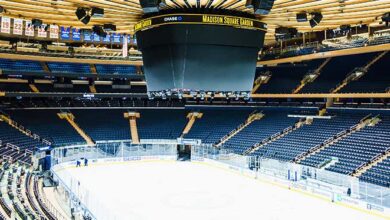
57 112 95 146
215 112 264 148
243 117 307 156
296 114 374 164
181 112 203 137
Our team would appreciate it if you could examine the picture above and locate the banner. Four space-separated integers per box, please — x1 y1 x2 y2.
25 20 34 36
103 34 111 43
92 33 101 42
60 27 70 40
134 14 267 33
122 35 128 57
1 17 11 34
132 35 137 44
112 33 121 43
37 24 47 38
13 19 23 35
83 31 92 42
72 28 81 41
49 25 59 39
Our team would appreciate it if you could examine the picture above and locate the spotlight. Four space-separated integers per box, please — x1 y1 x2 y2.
139 0 164 13
103 24 116 32
309 12 322 28
147 92 154 100
235 93 239 101
92 25 107 37
76 8 91 25
382 12 390 26
76 8 87 20
340 24 351 32
246 0 275 15
200 91 205 100
81 15 91 25
91 7 104 17
32 19 42 27
159 0 167 7
243 93 250 101
296 13 307 22
275 27 298 40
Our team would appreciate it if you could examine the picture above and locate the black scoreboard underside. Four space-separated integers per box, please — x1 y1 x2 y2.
136 20 266 92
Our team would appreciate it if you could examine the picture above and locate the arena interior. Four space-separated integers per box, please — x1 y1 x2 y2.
0 0 390 219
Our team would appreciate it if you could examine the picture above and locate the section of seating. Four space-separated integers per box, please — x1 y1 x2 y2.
184 109 253 144
360 156 390 187
341 52 390 93
0 82 32 92
0 162 60 220
256 59 324 93
300 52 378 93
137 109 187 139
1 106 390 189
0 122 44 163
223 111 298 154
47 62 91 74
72 109 130 141
95 64 138 75
7 110 85 146
254 114 363 161
301 116 390 175
0 58 43 72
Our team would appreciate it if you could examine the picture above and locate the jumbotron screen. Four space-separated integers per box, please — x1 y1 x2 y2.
136 13 267 92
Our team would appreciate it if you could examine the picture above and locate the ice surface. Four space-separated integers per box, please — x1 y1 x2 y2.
56 161 384 220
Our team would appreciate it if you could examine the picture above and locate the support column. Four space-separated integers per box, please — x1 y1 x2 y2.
90 64 97 74
124 112 141 144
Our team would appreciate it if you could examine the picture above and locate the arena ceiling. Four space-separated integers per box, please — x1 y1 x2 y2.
0 0 389 43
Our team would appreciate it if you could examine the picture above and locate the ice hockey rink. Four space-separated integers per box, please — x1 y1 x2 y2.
55 161 385 220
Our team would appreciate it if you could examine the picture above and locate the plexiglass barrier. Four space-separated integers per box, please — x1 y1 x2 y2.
50 141 178 220
50 142 389 219
192 145 390 215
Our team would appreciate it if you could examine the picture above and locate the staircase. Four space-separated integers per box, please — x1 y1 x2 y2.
124 112 141 144
215 112 264 148
57 112 95 146
352 148 390 177
351 116 390 177
293 58 331 94
181 112 203 137
251 71 271 93
0 114 51 145
243 117 307 155
294 114 375 163
331 51 388 93
29 84 40 93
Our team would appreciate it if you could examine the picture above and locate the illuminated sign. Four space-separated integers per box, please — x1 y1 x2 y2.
134 14 266 32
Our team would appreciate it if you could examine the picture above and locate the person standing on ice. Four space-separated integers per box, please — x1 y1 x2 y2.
84 158 88 166
76 159 81 167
